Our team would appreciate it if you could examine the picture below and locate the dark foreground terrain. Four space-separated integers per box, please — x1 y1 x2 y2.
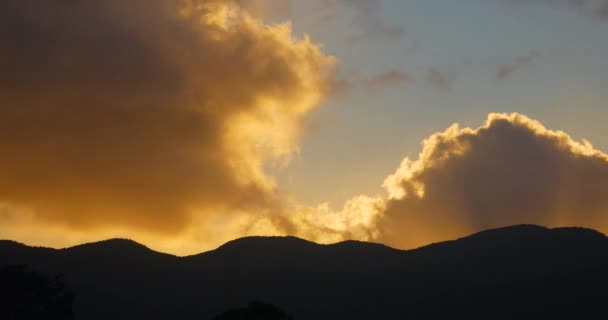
2 225 608 319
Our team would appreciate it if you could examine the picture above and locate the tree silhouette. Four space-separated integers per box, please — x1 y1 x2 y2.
0 264 74 320
212 301 294 320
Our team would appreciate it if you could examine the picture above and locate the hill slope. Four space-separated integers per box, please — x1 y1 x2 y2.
2 225 608 319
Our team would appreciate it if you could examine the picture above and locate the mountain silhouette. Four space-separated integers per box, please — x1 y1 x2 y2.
2 225 608 319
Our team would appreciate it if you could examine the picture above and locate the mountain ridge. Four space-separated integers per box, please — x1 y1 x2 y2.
2 224 608 319
3 224 605 258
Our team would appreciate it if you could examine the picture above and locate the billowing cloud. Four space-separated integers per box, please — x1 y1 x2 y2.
0 0 335 253
289 195 386 243
2 1 608 256
377 113 608 249
243 112 608 251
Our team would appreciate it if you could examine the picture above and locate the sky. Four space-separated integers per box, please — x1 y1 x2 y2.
1 0 608 255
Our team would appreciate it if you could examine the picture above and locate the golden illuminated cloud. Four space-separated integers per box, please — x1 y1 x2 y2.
0 0 335 253
2 2 608 256
288 195 386 244
235 113 608 250
377 113 608 249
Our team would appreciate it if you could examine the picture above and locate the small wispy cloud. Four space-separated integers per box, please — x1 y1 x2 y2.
364 70 410 91
320 0 404 43
426 68 453 91
496 50 540 80
505 0 608 21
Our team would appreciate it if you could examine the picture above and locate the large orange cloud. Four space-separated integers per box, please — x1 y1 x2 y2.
2 2 608 256
377 113 608 248
0 0 335 250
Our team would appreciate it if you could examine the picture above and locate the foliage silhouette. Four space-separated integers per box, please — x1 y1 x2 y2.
1 225 608 319
0 264 74 320
211 301 294 320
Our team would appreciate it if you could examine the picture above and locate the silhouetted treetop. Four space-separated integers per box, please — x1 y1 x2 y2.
1 225 608 319
212 301 294 320
0 264 74 320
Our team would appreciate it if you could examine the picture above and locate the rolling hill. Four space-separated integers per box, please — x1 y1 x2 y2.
2 225 608 319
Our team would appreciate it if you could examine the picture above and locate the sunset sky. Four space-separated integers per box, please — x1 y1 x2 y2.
1 0 608 255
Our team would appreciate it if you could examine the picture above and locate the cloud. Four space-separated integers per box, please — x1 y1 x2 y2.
328 77 355 96
364 70 410 91
2 2 607 255
505 0 608 21
243 112 608 251
320 0 404 43
237 0 292 21
426 68 453 91
287 195 386 243
496 50 541 80
376 113 608 249
0 0 335 253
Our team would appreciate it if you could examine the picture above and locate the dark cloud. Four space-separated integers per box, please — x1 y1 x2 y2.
377 113 608 249
426 68 453 91
364 70 410 91
0 0 334 240
505 0 608 21
320 0 404 43
328 77 354 96
496 50 541 80
237 0 292 21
